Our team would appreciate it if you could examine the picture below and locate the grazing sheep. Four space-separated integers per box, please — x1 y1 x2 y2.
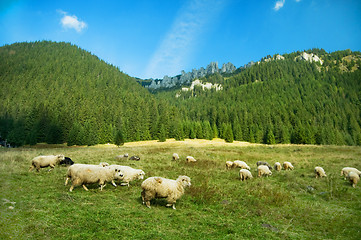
172 153 180 161
239 169 253 181
109 165 145 186
186 156 197 163
225 161 234 169
233 160 250 170
29 154 65 172
314 166 327 178
99 162 110 167
141 175 191 209
258 165 272 177
65 164 124 192
341 167 361 180
283 162 294 170
256 161 273 170
274 162 282 171
129 156 140 161
59 157 74 166
114 153 129 160
347 171 359 188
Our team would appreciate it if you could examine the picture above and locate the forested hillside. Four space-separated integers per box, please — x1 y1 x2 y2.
155 49 361 146
0 41 176 146
1 42 360 146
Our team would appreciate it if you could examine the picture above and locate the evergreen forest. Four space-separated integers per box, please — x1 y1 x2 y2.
1 41 360 146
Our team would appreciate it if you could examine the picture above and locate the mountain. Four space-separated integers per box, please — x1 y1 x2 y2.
1 42 360 146
154 48 361 145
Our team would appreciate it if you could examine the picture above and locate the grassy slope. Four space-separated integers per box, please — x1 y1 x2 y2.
1 140 360 239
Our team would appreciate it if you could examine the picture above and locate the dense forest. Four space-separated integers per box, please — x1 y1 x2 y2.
0 41 360 146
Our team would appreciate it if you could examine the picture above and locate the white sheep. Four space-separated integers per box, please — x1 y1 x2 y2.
29 154 65 172
347 171 359 188
258 165 272 177
186 156 197 163
65 164 124 192
314 166 327 178
283 162 294 170
114 154 129 160
256 161 273 170
225 161 234 169
233 160 250 170
274 162 282 171
341 167 361 180
99 162 110 167
172 153 180 161
108 165 145 186
239 169 253 181
141 175 191 209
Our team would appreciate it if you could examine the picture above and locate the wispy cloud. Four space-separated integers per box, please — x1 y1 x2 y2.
274 0 285 11
145 0 225 79
58 10 87 33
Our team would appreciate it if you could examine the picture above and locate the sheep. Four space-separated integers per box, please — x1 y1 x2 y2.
347 171 359 188
59 157 74 166
283 162 294 170
65 164 124 192
186 156 197 163
256 161 273 170
172 153 180 161
239 169 253 181
129 156 140 161
314 166 327 178
225 161 234 169
99 162 110 167
141 175 191 210
29 154 65 172
233 160 250 170
274 162 282 171
341 167 361 180
258 165 272 177
114 153 129 160
108 165 145 186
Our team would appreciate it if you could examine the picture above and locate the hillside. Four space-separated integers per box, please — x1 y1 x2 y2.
0 41 174 146
154 49 361 146
1 42 361 147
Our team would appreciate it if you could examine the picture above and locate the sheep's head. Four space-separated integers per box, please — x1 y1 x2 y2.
137 170 145 180
99 162 110 167
178 176 191 187
114 169 124 179
56 155 65 163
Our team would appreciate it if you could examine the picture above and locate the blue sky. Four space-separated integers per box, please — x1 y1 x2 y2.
1 0 361 79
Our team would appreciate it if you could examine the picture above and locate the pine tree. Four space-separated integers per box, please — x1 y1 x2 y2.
114 129 125 147
158 124 166 142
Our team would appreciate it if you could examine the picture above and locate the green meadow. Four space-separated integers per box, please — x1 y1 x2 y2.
1 139 360 239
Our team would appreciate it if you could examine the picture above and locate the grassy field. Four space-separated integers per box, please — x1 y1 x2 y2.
1 139 361 239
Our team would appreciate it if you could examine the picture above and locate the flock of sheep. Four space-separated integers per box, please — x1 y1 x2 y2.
225 159 360 188
28 152 360 210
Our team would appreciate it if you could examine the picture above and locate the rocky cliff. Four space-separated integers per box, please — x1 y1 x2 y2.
146 62 236 89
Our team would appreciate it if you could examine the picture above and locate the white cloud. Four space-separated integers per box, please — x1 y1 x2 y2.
274 0 285 11
145 0 225 79
58 10 87 33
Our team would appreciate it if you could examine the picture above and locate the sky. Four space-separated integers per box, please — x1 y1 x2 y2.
1 0 361 79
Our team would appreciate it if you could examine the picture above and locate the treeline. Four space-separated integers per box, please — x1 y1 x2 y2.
0 42 360 146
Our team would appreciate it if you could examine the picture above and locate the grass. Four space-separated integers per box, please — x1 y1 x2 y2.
1 139 361 239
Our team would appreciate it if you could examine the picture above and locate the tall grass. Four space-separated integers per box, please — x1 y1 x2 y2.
1 141 360 239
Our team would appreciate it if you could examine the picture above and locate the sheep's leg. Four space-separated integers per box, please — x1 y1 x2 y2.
166 203 176 210
48 164 55 172
111 180 117 187
65 177 69 185
121 182 129 186
69 185 74 192
145 201 151 208
82 185 89 191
